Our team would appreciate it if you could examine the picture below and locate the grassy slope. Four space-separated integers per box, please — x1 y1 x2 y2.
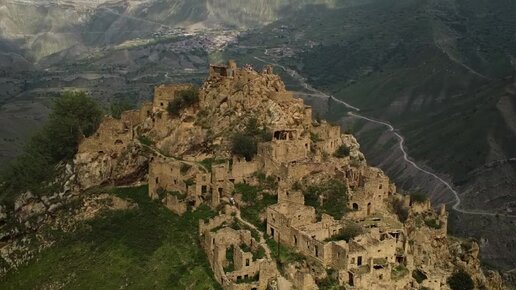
0 186 220 290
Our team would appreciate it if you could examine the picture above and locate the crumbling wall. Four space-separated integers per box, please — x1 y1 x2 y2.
148 159 189 200
231 156 259 183
153 83 193 111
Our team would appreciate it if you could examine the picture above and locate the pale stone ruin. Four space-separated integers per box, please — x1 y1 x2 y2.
75 61 506 289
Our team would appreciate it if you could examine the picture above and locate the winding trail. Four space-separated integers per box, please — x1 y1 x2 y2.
254 55 516 218
234 207 292 289
135 138 208 173
234 209 272 259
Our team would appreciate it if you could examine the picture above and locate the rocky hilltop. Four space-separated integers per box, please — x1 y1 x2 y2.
1 62 507 289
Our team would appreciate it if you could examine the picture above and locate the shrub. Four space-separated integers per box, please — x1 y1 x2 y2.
410 192 428 204
244 118 261 136
326 223 363 242
447 270 474 290
110 99 134 119
180 164 191 175
310 132 322 142
244 117 272 142
167 98 184 116
176 87 199 106
424 218 441 229
137 135 154 146
231 134 257 161
334 144 351 158
167 87 199 116
392 198 409 222
412 269 427 284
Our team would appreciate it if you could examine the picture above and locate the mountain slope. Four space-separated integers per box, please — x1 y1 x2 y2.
222 0 516 272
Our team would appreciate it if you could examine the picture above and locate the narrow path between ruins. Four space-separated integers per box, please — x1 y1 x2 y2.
135 138 209 173
253 56 516 218
234 207 293 289
234 208 272 259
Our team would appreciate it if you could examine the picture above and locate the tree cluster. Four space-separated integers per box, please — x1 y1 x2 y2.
231 118 272 161
1 92 102 202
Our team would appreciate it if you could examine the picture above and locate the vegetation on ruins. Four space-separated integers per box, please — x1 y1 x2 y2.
318 268 340 289
137 135 154 146
412 269 427 284
254 172 279 191
266 237 305 266
325 223 363 242
424 218 442 230
231 134 257 161
0 91 102 202
180 163 192 175
167 86 200 116
224 245 235 272
303 179 349 219
409 192 428 204
391 264 409 281
234 183 277 229
334 144 351 158
110 99 135 119
391 198 409 222
310 132 322 143
231 118 273 161
447 270 474 290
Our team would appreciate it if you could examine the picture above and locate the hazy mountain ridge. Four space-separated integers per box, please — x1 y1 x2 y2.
0 0 337 62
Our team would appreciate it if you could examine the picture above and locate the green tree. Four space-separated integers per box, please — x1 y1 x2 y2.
167 87 200 117
1 91 102 201
447 270 474 290
231 134 257 161
334 144 350 158
110 100 135 119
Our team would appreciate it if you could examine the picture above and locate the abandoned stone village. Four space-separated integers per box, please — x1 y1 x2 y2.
70 61 505 289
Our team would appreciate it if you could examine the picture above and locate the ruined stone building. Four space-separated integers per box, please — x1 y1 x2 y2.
199 207 277 290
74 60 505 290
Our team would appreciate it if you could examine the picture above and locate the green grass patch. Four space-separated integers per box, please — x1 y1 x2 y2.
137 135 154 147
0 186 221 290
303 179 349 219
240 192 277 230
